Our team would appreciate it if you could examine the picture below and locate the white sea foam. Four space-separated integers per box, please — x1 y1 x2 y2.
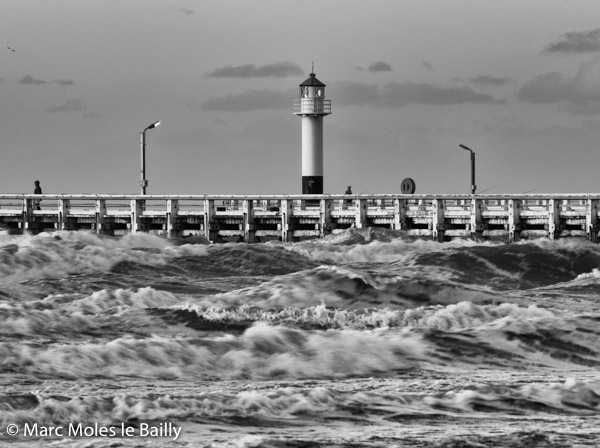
0 287 184 336
284 233 492 265
0 324 427 380
0 231 210 285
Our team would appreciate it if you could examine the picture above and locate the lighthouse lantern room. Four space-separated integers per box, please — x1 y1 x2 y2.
293 71 332 194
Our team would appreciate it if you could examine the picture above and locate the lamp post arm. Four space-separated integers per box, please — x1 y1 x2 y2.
459 144 473 154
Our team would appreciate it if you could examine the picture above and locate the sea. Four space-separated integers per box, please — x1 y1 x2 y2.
0 227 599 448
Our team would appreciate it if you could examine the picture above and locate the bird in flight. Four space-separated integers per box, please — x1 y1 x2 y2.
7 46 16 52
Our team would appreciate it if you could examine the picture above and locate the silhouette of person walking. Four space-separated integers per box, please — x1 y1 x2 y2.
33 180 42 210
344 186 352 206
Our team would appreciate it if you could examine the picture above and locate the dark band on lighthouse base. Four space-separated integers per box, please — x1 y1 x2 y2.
302 176 323 195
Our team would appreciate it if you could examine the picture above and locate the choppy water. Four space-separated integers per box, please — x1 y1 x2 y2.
0 228 599 447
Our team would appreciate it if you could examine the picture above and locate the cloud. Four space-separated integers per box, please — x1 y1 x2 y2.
469 75 514 86
379 82 504 107
356 61 393 73
56 79 76 86
421 61 434 71
368 61 393 73
19 75 47 85
201 89 292 112
203 80 504 112
19 75 75 86
518 55 600 114
563 101 600 116
46 98 86 113
334 81 503 107
544 28 600 54
517 72 572 104
334 82 380 107
207 62 303 78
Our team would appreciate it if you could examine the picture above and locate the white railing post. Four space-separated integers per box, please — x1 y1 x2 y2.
319 198 330 237
470 198 482 240
243 199 255 243
393 198 406 230
281 199 294 242
432 198 444 242
22 198 31 233
58 199 70 231
167 199 179 239
586 199 598 243
548 198 560 240
508 199 521 243
130 199 142 234
203 199 216 241
355 199 367 228
96 199 106 234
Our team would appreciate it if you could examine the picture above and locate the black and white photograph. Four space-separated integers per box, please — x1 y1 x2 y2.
1 1 600 447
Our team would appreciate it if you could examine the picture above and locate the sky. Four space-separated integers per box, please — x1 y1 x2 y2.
2 0 600 196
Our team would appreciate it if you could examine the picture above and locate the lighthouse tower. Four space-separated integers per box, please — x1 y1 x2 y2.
293 71 332 194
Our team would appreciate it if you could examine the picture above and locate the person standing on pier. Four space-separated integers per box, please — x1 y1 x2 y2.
344 186 353 206
33 180 42 210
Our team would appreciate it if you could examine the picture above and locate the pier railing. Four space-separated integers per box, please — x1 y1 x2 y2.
1 193 599 242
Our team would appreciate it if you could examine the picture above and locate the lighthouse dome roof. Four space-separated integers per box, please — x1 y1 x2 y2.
299 72 326 87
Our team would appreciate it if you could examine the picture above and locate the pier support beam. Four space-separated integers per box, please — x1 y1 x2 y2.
21 198 31 233
167 199 179 239
470 198 482 240
548 199 561 240
508 199 521 243
204 199 218 242
58 199 70 231
432 199 444 242
586 199 598 243
281 199 294 242
96 199 106 234
355 199 367 228
243 199 256 243
130 199 143 234
393 199 406 230
319 198 330 237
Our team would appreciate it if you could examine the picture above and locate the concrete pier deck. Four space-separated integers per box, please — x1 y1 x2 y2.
1 193 599 243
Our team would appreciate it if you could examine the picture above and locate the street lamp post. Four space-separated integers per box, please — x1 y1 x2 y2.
459 144 476 194
140 120 161 195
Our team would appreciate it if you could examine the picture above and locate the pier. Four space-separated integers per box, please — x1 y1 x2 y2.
1 193 599 243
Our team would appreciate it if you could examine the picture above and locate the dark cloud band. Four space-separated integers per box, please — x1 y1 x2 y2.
19 75 76 86
545 28 600 54
207 62 303 78
202 81 504 112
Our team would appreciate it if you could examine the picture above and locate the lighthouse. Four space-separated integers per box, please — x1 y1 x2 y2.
293 71 332 194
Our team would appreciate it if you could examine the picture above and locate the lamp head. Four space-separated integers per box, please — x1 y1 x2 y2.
146 120 161 130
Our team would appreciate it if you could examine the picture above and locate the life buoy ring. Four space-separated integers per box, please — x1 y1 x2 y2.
401 178 416 194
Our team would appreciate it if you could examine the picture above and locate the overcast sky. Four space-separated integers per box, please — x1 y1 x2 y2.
2 0 600 195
